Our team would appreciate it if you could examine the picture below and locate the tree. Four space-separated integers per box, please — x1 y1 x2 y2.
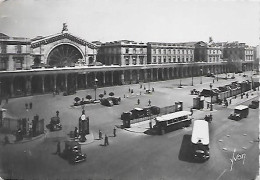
74 97 80 103
86 95 92 100
99 94 104 99
109 92 114 96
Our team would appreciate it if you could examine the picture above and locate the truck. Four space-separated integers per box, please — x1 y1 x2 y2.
228 105 249 121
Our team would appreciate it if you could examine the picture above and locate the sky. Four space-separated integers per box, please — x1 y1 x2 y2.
0 0 259 46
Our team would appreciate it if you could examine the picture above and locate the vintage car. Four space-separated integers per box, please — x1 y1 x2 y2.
100 98 114 107
46 116 62 131
228 105 249 121
249 100 259 109
61 141 86 164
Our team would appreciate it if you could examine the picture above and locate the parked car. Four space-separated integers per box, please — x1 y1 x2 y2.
249 100 259 109
100 98 114 107
228 105 249 121
61 141 86 164
46 116 62 131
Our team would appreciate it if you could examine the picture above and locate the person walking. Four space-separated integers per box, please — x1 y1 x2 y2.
113 127 116 137
148 99 151 106
104 134 109 146
137 99 140 105
99 130 103 140
74 127 78 138
104 90 106 95
229 99 232 105
56 141 61 155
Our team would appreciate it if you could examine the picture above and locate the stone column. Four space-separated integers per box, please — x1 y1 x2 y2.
156 68 159 80
144 69 148 83
137 70 140 83
130 70 133 84
26 75 32 95
121 71 125 85
85 73 88 88
65 74 68 92
75 74 78 90
42 75 45 93
10 76 14 97
103 72 106 86
111 71 114 86
53 75 57 92
167 68 170 79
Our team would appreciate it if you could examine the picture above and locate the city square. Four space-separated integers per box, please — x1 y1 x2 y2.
0 0 259 180
0 71 259 180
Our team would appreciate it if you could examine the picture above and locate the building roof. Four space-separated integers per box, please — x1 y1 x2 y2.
155 111 191 122
31 32 97 49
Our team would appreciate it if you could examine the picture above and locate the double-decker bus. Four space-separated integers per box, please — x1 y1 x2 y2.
153 111 192 135
191 120 210 160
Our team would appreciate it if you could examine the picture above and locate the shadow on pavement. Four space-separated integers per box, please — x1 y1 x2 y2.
178 134 204 163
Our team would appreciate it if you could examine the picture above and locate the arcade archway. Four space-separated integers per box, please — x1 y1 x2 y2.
47 44 83 67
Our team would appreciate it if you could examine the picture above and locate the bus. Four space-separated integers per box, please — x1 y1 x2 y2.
153 111 192 135
191 120 210 160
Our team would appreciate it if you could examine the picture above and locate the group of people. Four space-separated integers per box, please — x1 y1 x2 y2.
99 127 117 146
137 99 152 106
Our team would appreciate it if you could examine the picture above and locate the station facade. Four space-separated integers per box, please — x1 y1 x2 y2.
0 27 256 98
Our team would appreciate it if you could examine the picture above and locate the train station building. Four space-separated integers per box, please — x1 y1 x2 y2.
0 25 256 98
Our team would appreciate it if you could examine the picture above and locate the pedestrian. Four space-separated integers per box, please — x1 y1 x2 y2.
144 86 146 90
128 88 131 93
148 99 151 106
246 93 249 98
207 103 209 109
113 127 116 137
29 102 32 109
124 94 126 98
74 127 78 138
56 110 59 117
137 99 140 105
131 89 133 93
140 84 142 89
213 79 215 83
190 108 193 115
149 121 152 129
25 103 28 110
104 90 106 95
104 134 109 146
229 99 232 105
99 130 103 140
56 141 61 155
152 87 154 92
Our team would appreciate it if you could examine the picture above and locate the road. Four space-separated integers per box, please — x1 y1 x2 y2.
0 72 258 180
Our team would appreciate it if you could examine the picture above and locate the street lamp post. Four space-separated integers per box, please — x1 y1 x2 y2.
210 83 213 111
243 65 246 77
200 68 203 84
94 78 98 101
216 70 218 81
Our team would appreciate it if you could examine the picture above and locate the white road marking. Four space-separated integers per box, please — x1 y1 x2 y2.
216 169 227 180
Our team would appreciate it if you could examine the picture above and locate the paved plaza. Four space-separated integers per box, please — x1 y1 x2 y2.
0 72 259 180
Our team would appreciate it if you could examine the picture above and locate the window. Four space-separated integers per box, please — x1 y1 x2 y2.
178 56 180 63
186 57 189 62
159 49 161 54
124 56 129 65
163 49 166 54
163 56 166 63
133 48 136 54
1 44 7 53
158 56 162 64
168 56 171 62
139 56 144 64
125 48 129 54
0 57 7 70
153 56 156 63
173 57 176 63
132 56 137 65
140 48 143 54
14 57 23 70
153 49 156 54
